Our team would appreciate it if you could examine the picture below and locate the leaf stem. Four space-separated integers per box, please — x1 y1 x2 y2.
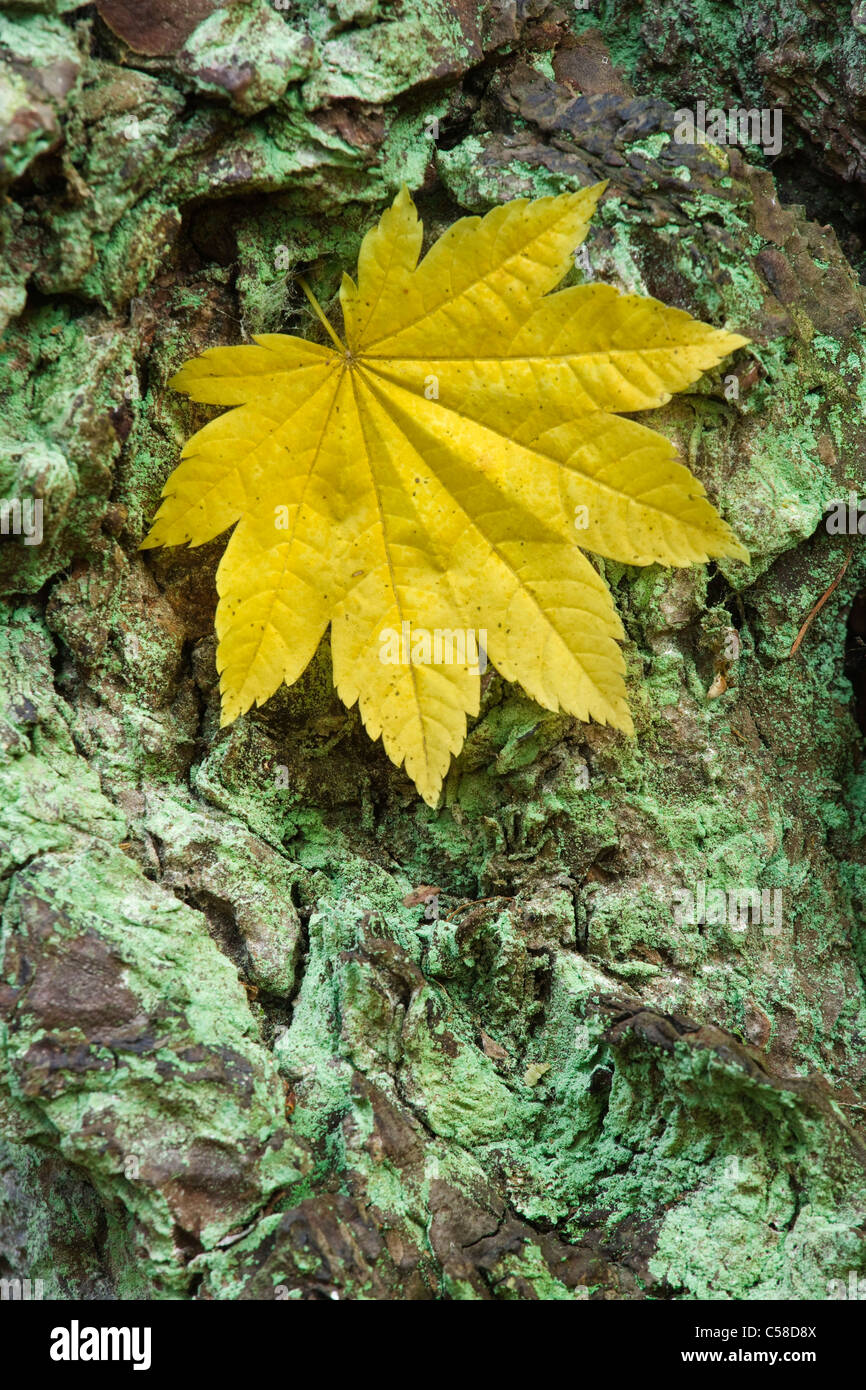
298 276 347 353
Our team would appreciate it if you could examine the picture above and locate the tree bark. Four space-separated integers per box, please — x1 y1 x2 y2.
1 0 866 1300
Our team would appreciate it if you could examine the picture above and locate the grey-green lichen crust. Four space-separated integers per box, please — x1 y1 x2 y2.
2 0 866 1300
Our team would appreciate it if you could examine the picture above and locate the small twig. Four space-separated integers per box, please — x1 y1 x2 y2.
789 552 852 658
297 276 346 352
444 895 514 922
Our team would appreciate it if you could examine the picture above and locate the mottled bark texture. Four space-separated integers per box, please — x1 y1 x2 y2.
2 0 866 1300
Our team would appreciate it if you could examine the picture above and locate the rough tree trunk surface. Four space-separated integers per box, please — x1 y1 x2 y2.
1 0 866 1301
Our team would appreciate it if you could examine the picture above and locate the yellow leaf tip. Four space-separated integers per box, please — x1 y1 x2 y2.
722 331 750 353
418 781 443 808
167 365 195 393
392 183 418 217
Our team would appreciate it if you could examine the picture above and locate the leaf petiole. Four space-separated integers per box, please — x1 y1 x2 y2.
298 276 347 353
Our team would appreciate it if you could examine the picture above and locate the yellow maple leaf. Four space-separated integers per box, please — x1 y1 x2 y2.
143 183 748 805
